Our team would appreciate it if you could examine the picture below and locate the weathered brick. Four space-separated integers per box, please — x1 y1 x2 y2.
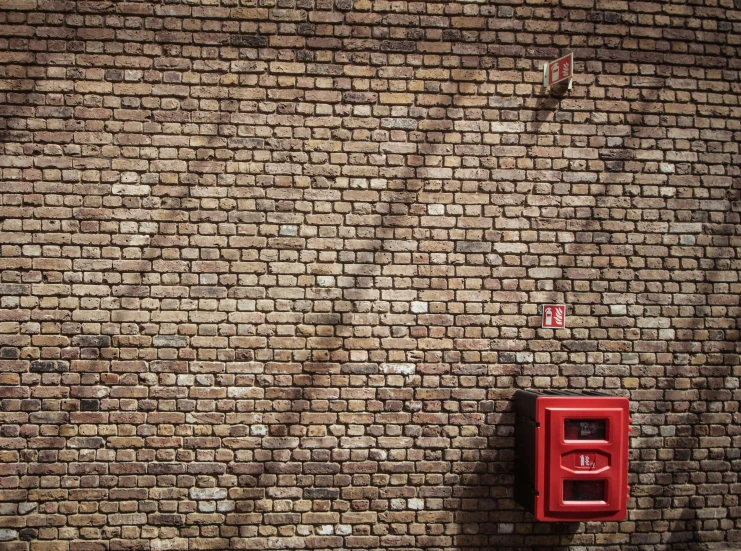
29 360 69 373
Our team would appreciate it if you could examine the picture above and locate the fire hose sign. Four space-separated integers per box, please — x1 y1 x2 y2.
542 304 566 329
543 53 573 87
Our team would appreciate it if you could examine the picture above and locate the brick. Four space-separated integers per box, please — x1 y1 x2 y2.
29 360 69 373
230 34 268 47
189 488 227 500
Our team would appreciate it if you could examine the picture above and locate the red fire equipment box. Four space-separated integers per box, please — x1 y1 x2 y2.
514 389 630 522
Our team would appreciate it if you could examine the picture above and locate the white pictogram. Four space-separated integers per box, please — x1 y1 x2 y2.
553 307 563 326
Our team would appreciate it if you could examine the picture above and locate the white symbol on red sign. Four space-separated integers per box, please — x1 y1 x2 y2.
542 304 566 329
551 63 561 81
544 53 574 87
579 454 594 467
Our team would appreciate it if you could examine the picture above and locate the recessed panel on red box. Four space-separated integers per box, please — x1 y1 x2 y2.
514 390 630 522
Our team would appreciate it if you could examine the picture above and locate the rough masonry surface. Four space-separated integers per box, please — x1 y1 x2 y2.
0 0 740 550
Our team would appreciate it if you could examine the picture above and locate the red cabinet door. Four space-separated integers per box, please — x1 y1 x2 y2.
535 397 630 521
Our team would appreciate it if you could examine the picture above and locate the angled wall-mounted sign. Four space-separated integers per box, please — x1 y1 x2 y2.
543 53 573 89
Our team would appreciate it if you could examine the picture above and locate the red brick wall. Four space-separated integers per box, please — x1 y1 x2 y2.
0 0 740 550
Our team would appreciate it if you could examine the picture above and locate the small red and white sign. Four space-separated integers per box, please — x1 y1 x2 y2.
542 304 566 329
543 53 573 87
